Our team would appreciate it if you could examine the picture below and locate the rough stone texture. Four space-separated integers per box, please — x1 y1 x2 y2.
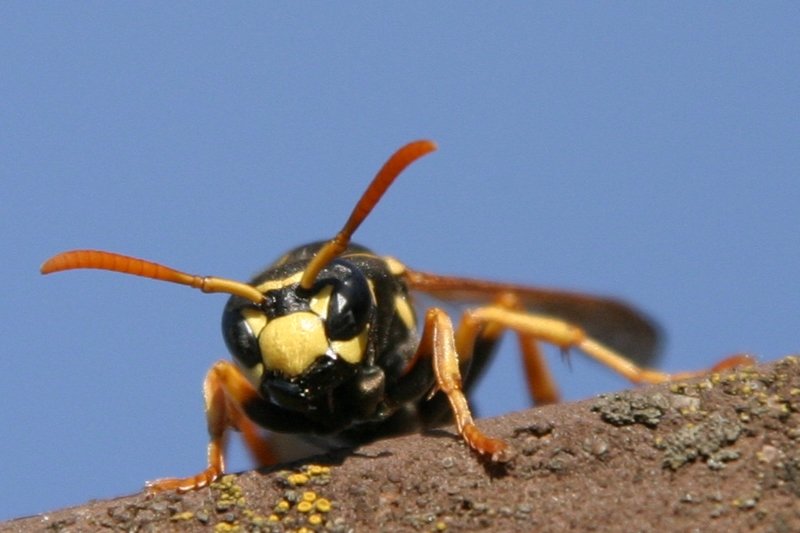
3 356 799 532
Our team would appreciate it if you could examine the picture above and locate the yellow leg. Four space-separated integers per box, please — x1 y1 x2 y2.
458 305 753 386
146 360 275 493
518 330 559 405
418 308 511 461
455 293 560 405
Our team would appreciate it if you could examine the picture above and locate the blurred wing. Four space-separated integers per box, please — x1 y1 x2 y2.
404 269 662 366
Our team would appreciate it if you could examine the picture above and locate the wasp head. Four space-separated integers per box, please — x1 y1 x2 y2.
222 258 374 412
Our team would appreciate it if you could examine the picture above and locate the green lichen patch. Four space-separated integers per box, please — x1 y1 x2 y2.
591 391 670 428
655 412 743 470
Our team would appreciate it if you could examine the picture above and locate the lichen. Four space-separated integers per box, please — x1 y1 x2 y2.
266 464 339 532
655 412 743 470
591 391 670 428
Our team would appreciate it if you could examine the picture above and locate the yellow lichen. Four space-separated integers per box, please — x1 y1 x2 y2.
315 498 332 513
297 500 314 513
307 464 328 475
213 523 241 533
287 473 310 486
268 464 338 530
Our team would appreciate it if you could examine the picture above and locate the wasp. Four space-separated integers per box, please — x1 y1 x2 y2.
41 140 750 492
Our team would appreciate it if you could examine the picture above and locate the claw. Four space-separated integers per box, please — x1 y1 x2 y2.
145 466 221 493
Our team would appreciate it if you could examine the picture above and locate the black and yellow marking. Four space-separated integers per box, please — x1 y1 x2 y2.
40 140 753 493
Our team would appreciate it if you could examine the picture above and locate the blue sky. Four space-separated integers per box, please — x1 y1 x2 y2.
2 3 798 521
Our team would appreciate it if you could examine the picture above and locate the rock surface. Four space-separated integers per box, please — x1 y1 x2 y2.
4 357 799 532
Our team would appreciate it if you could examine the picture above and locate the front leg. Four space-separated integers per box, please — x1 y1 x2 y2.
417 307 511 462
146 360 276 492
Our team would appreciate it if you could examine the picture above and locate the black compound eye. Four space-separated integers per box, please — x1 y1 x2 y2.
221 299 262 369
324 264 372 341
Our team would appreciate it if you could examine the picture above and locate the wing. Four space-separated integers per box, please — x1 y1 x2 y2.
403 268 662 366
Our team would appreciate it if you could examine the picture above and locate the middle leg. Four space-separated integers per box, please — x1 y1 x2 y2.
456 304 752 387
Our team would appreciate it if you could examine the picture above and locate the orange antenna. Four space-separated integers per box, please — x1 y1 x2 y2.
41 250 265 304
299 140 438 290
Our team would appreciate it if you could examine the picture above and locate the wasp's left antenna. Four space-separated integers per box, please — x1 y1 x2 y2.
299 139 437 290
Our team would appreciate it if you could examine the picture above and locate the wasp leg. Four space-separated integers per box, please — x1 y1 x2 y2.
146 360 276 493
457 306 753 386
418 308 512 462
478 293 560 405
451 292 560 406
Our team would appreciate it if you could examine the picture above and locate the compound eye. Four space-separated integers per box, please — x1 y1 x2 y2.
221 300 262 369
325 267 371 341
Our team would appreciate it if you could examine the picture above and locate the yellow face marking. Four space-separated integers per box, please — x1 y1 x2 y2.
331 326 368 365
260 312 330 376
309 285 333 319
254 271 304 294
242 307 268 337
240 361 264 388
394 294 416 331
